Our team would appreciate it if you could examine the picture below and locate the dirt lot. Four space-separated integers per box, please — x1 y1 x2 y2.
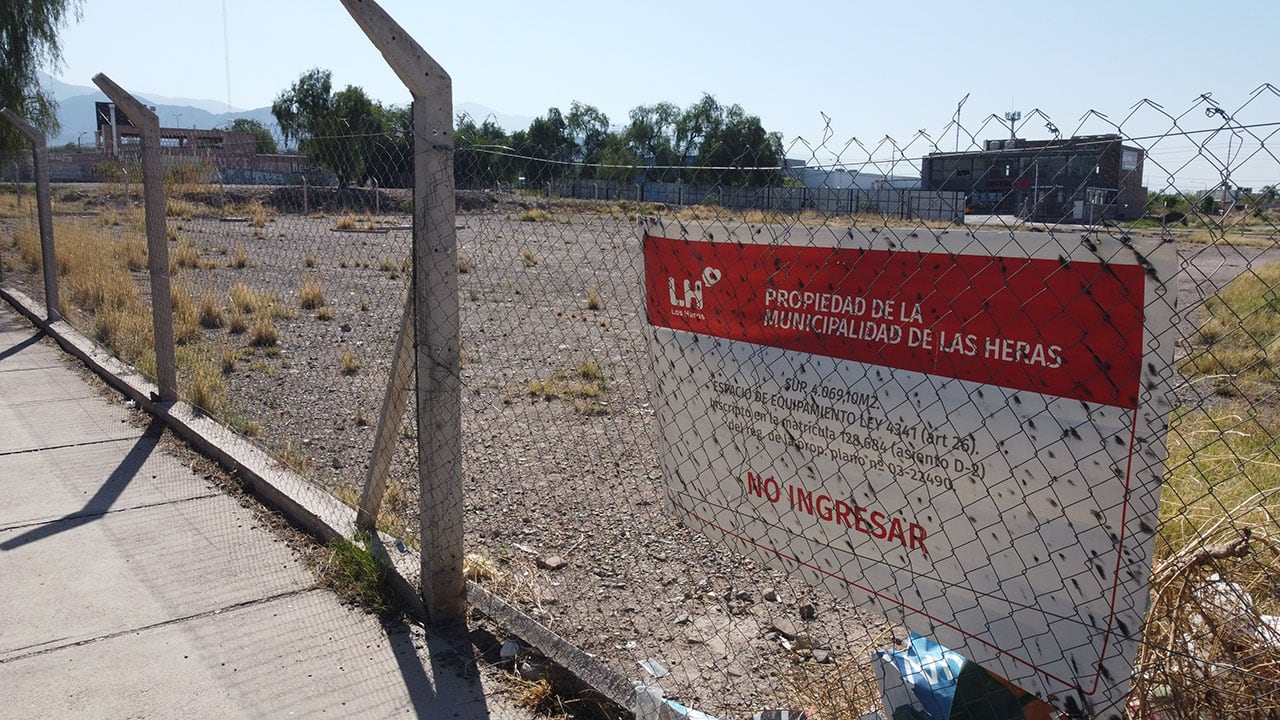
4 188 1280 717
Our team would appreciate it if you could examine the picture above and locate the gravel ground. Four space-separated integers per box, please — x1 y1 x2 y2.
5 189 1279 717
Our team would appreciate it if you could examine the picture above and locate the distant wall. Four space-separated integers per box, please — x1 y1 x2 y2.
544 178 963 222
1 147 331 187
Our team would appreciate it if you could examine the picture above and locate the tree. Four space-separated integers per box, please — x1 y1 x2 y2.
364 103 412 188
455 113 513 188
566 101 609 178
271 69 397 187
665 94 783 185
624 102 680 181
515 107 574 186
675 94 725 168
0 0 83 160
272 69 332 149
597 132 641 184
226 118 277 154
696 103 783 186
329 85 381 187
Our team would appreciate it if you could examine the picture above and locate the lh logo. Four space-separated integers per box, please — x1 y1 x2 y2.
668 266 721 310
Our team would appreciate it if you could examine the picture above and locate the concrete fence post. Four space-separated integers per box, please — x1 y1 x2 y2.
91 74 178 403
356 293 414 532
0 109 60 320
341 0 465 629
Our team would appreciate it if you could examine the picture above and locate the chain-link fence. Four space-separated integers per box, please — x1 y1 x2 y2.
441 89 1280 719
3 59 1279 720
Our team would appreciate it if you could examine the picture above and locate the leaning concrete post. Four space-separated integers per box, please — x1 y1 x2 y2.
90 75 178 403
0 108 60 321
356 292 414 532
341 0 464 628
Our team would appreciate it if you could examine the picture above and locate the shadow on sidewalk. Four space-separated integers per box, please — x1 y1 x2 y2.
1 418 163 552
380 615 501 719
0 327 45 363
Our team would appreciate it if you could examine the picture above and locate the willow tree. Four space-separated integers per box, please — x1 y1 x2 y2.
0 0 83 159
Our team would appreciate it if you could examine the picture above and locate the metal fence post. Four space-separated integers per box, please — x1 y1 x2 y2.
341 0 465 628
91 74 178 403
0 109 60 321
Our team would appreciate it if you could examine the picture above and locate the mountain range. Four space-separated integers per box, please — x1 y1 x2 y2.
39 73 532 148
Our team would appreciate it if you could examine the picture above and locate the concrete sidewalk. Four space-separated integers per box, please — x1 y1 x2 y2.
0 305 532 719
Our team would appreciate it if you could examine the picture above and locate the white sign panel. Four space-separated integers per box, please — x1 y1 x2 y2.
642 221 1177 718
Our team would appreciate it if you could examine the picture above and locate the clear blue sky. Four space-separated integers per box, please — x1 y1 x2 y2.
51 0 1280 190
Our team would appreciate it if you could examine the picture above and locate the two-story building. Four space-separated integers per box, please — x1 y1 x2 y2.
921 134 1146 223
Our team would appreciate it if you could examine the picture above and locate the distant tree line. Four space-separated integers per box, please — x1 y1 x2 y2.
458 94 784 188
268 68 783 189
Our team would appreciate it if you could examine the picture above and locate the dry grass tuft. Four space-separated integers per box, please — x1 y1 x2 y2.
170 284 201 345
227 310 248 335
463 553 497 582
780 650 883 720
166 198 199 219
339 350 360 375
521 249 538 267
228 283 283 316
517 208 554 223
219 342 238 373
497 674 569 718
528 358 608 414
298 279 326 310
170 239 205 271
247 202 269 228
249 316 279 347
188 363 227 415
334 214 358 230
198 292 224 328
14 221 42 271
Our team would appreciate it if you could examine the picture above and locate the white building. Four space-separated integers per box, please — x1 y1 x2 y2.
784 159 921 191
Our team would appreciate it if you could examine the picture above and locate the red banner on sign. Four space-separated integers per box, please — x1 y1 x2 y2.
643 235 1147 409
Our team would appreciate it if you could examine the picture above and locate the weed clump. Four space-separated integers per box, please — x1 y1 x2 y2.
528 358 609 414
319 534 398 614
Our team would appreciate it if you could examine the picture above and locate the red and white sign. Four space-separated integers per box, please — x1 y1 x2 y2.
643 221 1176 718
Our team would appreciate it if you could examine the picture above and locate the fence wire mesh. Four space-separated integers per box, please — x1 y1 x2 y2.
2 85 1279 719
